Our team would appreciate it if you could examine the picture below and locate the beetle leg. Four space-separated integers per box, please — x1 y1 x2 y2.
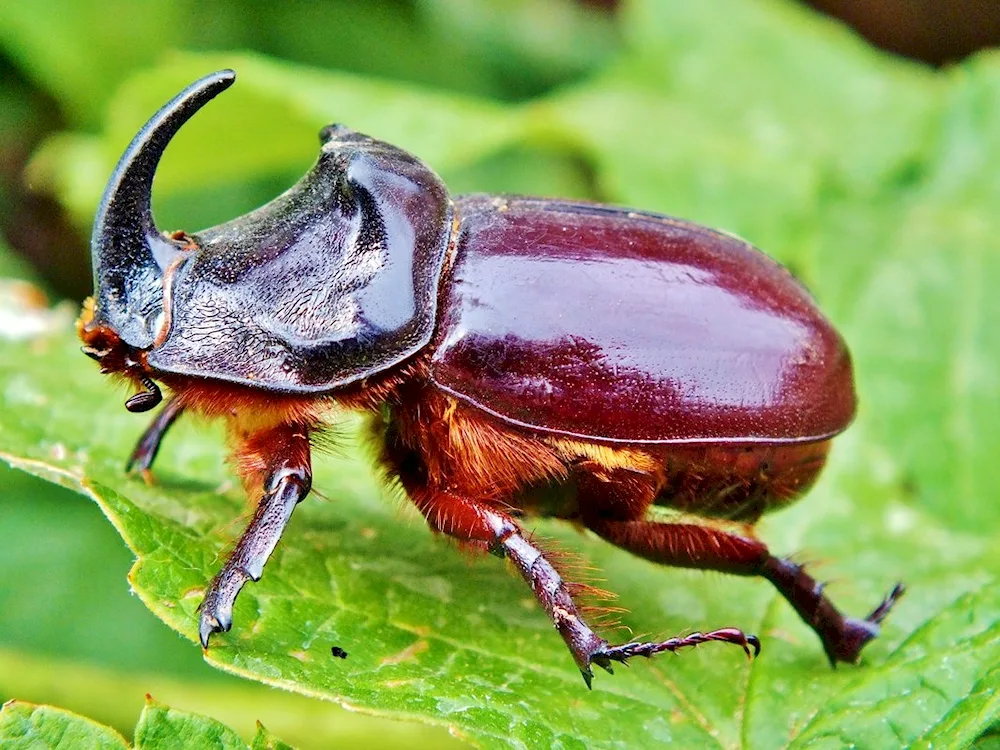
585 517 903 665
762 556 905 665
405 487 757 687
126 395 185 481
199 423 312 649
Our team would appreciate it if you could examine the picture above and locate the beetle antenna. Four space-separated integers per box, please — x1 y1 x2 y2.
125 375 163 413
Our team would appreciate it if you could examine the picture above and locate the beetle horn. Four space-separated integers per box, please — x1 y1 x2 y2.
90 69 236 348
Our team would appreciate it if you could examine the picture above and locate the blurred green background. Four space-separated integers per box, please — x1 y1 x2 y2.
2 1 999 748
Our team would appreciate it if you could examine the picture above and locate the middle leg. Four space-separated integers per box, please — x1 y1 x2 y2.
409 485 759 686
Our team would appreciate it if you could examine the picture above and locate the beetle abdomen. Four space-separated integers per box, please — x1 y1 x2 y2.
430 196 855 444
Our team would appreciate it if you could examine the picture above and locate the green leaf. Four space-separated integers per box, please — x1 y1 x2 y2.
0 237 37 284
0 701 128 750
250 722 294 750
0 0 183 126
134 697 245 750
0 698 292 750
1 296 998 748
0 0 612 127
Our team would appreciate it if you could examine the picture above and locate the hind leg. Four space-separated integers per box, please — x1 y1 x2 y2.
402 483 758 686
577 468 903 664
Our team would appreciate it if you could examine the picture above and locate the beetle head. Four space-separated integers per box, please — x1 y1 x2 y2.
82 70 236 409
84 70 451 398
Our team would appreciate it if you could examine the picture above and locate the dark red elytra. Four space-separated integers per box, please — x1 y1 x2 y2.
79 70 902 688
432 195 855 444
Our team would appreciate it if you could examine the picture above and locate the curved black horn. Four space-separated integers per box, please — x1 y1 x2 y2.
91 70 236 348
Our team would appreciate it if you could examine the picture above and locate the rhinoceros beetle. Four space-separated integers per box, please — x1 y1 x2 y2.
79 70 903 687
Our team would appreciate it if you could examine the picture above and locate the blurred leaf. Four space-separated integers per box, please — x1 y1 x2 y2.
0 701 128 749
0 649 454 749
975 726 1000 750
0 1 181 126
617 0 939 192
205 1 490 100
0 0 616 127
846 55 1000 529
30 52 521 227
418 0 619 97
0 460 225 679
0 697 292 750
135 697 247 749
0 236 35 282
445 146 597 201
0 67 57 290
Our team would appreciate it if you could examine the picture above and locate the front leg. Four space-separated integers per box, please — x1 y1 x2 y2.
199 422 312 648
127 395 185 479
408 487 758 687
